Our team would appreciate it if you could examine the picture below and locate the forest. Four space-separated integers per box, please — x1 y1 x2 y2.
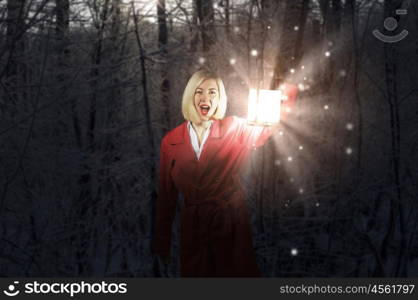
0 0 417 277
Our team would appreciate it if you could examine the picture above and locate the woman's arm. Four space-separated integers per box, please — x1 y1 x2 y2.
236 117 276 149
152 137 178 260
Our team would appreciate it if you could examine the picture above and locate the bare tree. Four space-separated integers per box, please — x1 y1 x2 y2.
194 0 217 52
157 0 171 130
382 0 406 277
4 0 27 112
270 0 310 89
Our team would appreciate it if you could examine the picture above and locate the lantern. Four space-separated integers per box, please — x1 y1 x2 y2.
247 88 282 125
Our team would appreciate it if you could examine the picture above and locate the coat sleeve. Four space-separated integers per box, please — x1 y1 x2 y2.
152 137 178 258
236 117 274 148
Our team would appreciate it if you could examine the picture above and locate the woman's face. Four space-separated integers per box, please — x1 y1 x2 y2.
194 79 219 122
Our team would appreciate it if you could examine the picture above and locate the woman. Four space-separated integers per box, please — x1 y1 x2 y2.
152 70 275 277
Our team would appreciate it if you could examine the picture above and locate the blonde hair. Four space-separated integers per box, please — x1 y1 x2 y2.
181 70 227 123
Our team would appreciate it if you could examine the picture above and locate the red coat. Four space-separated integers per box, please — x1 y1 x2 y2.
152 116 272 277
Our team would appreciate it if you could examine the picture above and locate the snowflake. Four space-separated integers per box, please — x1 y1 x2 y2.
346 123 354 130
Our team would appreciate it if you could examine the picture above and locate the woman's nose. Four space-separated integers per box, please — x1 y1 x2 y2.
200 93 208 102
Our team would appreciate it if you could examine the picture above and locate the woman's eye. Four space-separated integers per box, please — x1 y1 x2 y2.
195 90 202 94
210 91 217 95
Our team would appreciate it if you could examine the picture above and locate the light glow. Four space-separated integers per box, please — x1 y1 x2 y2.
298 83 305 91
247 89 282 125
291 248 298 256
229 58 236 65
250 49 258 57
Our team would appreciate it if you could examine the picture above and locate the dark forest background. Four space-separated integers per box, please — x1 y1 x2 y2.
0 0 417 277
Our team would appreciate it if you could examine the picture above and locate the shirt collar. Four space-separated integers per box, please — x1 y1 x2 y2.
169 119 223 145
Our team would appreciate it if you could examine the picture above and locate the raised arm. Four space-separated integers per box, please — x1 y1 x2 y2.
236 117 275 148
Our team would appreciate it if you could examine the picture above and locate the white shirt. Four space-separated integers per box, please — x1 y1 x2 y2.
187 121 212 160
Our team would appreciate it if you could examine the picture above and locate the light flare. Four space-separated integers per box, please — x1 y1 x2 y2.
247 89 282 125
291 248 298 256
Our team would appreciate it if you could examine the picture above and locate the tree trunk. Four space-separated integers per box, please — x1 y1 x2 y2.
195 0 217 52
331 0 342 35
132 2 159 276
225 0 230 37
4 0 27 112
157 0 171 130
382 0 406 277
190 0 199 52
270 0 310 89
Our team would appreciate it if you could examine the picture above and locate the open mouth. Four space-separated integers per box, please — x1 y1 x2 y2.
199 104 211 116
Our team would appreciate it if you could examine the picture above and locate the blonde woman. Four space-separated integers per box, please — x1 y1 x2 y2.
153 70 276 277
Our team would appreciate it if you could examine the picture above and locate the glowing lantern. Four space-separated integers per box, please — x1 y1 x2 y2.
247 89 282 125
